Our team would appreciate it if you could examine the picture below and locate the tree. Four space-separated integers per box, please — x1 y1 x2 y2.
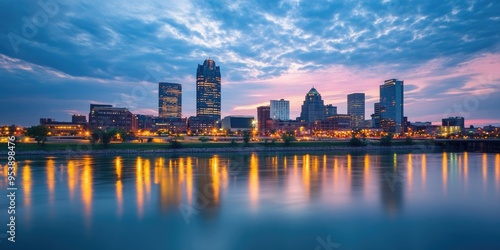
380 134 393 146
168 138 183 149
349 136 366 147
242 130 252 145
25 125 49 145
198 136 209 143
405 136 414 145
90 129 115 147
282 131 295 146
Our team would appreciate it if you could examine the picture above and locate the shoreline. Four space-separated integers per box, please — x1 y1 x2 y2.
2 144 441 157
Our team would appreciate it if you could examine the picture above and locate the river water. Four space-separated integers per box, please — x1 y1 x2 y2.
1 152 499 249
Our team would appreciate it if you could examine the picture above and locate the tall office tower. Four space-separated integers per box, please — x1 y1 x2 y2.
380 79 404 133
347 93 365 128
325 104 338 117
300 87 326 123
270 99 290 120
257 106 271 133
159 82 182 118
371 102 381 128
196 58 221 120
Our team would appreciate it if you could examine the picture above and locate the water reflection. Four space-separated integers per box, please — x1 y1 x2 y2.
10 152 500 224
82 157 92 219
23 163 31 208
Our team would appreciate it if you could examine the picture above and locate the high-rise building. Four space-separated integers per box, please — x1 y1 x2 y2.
159 82 182 118
196 58 221 120
347 93 365 128
371 102 381 128
300 87 326 123
380 79 404 133
325 104 338 117
257 106 270 133
270 99 290 120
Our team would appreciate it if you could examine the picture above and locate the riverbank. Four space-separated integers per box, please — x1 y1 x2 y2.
1 141 440 156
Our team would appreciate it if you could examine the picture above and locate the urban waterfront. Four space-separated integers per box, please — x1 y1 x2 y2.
1 152 499 249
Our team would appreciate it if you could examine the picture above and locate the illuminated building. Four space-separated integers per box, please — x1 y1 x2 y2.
154 117 187 134
300 87 326 123
40 118 86 136
187 116 218 134
257 106 270 134
270 99 290 120
221 116 255 132
89 104 137 132
380 79 404 133
313 114 352 132
347 93 365 128
196 58 221 121
159 82 182 118
442 117 465 132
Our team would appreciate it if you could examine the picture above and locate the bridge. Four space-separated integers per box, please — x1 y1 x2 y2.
434 139 500 153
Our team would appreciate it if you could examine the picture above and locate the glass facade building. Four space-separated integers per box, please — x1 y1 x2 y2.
300 87 326 123
347 93 365 128
380 79 404 133
196 58 221 120
159 82 182 118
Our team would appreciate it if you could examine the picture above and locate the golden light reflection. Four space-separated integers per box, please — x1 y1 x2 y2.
82 157 92 218
211 156 220 205
407 154 413 191
47 159 55 202
333 158 339 190
495 154 499 190
115 157 123 217
154 157 165 184
442 152 448 192
303 154 311 195
249 153 259 210
464 152 469 184
482 153 488 185
67 160 76 200
115 157 122 180
144 159 151 200
136 157 144 217
347 154 352 188
421 154 427 188
364 154 370 194
186 157 193 205
23 164 32 207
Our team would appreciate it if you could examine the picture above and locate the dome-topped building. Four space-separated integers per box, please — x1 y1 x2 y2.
300 87 326 122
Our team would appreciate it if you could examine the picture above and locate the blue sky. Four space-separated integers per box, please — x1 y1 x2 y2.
1 0 499 126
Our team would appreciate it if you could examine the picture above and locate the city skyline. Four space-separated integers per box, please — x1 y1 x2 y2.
1 0 499 126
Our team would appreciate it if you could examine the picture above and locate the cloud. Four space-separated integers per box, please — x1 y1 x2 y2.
0 0 499 126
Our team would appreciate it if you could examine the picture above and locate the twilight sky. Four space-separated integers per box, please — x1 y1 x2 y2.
1 0 499 127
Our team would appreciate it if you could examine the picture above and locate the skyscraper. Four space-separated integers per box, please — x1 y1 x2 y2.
380 79 404 133
371 102 381 128
270 99 290 120
347 93 365 128
196 58 221 120
159 82 182 118
300 87 326 123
